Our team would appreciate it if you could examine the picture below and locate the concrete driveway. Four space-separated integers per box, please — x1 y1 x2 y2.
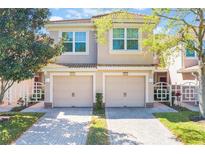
106 105 182 145
15 108 92 145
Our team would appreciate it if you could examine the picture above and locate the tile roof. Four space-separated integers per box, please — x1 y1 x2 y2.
57 63 97 68
48 11 147 24
45 63 97 68
98 64 155 67
44 63 156 69
49 18 91 24
92 11 146 19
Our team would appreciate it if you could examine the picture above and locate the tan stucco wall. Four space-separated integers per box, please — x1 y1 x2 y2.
49 29 97 64
182 73 196 80
48 23 154 65
97 24 154 65
184 58 199 68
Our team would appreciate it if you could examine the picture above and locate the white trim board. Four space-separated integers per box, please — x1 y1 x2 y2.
102 72 149 107
49 72 96 106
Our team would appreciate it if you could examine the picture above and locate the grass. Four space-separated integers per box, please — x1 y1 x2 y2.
0 112 44 144
154 111 205 144
86 108 109 145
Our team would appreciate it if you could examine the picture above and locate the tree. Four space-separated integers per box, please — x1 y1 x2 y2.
0 9 62 104
93 10 136 44
143 9 205 118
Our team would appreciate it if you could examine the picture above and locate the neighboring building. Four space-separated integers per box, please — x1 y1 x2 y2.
43 12 156 108
154 45 200 86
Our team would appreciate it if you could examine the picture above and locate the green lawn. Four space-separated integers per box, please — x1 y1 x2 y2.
154 111 205 144
86 108 109 145
0 112 44 144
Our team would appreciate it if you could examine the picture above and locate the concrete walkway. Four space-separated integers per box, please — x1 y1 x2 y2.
106 103 182 145
15 108 92 145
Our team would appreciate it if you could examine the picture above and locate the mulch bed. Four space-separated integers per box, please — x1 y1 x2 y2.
10 101 39 112
189 115 205 123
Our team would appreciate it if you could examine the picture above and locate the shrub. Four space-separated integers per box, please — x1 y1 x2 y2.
96 93 103 110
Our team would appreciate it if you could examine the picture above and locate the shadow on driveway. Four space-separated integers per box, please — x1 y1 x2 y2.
15 108 92 145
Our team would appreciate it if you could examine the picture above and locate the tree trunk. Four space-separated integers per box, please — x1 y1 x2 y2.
199 65 205 118
0 92 4 104
0 80 14 105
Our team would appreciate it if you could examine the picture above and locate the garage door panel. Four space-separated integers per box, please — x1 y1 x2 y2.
105 76 145 107
53 76 93 107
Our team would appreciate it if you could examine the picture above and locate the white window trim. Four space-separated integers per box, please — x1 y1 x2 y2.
109 28 142 54
59 31 89 55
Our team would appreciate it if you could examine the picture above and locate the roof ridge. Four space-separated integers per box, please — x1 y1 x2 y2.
49 11 147 23
49 18 91 23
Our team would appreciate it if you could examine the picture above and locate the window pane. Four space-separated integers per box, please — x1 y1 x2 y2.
113 40 124 50
63 43 73 52
75 42 86 52
113 28 124 38
203 40 205 54
62 32 73 41
127 40 138 50
127 28 138 39
186 49 195 57
75 32 86 42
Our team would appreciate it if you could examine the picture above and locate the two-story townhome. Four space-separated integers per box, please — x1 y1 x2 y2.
42 12 156 108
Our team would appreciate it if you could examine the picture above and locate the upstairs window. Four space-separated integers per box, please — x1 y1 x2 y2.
62 32 73 52
185 40 197 58
112 28 139 51
113 28 125 50
186 48 196 58
127 28 138 50
75 32 86 52
62 32 87 53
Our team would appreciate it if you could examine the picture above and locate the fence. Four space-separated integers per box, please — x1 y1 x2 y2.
3 80 44 105
153 81 199 106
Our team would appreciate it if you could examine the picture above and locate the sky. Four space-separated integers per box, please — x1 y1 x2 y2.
49 8 152 21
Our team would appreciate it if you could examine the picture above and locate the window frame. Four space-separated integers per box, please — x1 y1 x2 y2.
112 28 125 50
60 31 89 55
185 48 197 59
110 27 141 54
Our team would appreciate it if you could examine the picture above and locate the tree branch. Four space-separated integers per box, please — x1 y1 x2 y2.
3 81 14 93
155 12 198 29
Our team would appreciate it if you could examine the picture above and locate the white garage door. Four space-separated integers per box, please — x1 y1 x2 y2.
53 76 93 107
105 76 145 107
